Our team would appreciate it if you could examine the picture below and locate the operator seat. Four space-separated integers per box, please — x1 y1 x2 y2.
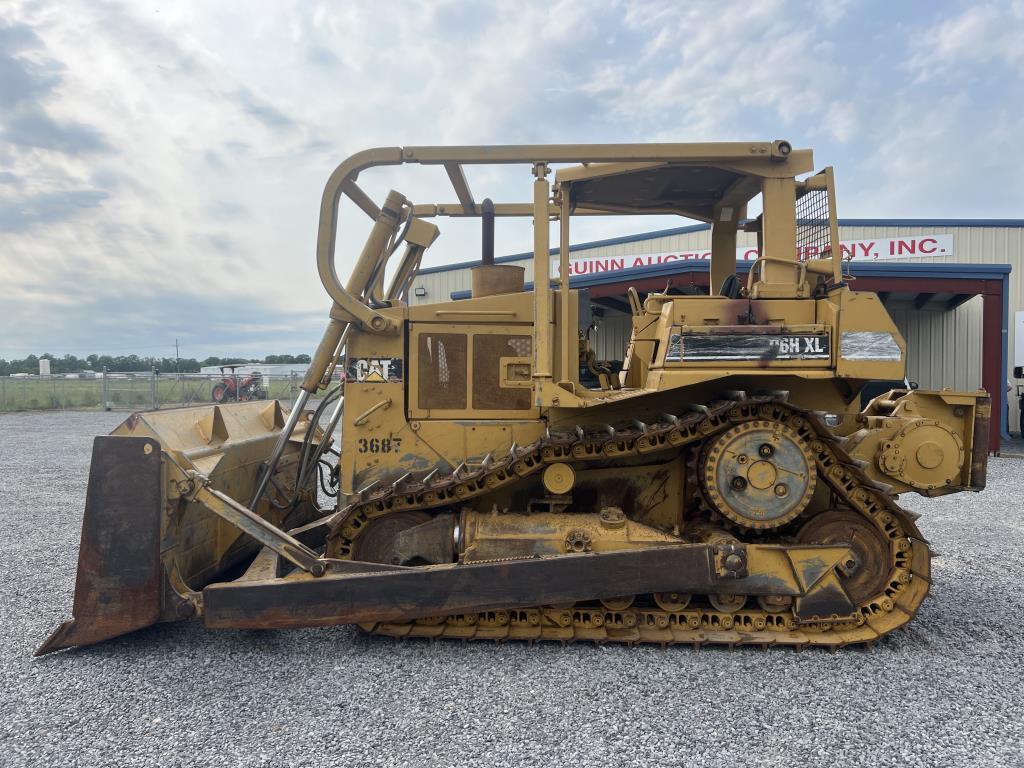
719 274 742 299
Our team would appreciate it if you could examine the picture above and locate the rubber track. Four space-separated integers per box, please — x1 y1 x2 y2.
328 397 932 648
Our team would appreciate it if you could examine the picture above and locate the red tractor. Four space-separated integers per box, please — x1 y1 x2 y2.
211 365 267 403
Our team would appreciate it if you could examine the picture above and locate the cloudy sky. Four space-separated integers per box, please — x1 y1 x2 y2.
2 0 1022 359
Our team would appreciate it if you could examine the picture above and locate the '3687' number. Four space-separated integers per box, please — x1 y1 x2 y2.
357 435 402 454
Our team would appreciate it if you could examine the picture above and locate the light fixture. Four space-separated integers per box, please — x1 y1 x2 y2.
413 286 427 297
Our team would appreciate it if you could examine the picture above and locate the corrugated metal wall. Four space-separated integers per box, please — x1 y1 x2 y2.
587 303 985 396
412 266 478 306
410 224 1021 431
890 298 983 392
835 225 1021 430
590 312 633 360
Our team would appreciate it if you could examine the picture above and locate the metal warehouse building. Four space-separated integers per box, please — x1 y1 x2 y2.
409 219 1021 448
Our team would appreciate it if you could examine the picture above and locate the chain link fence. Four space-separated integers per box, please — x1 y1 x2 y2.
0 370 305 412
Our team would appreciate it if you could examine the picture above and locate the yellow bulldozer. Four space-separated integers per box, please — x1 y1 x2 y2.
39 141 990 654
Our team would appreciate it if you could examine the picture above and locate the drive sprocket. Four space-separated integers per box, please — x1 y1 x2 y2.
700 419 816 530
351 511 431 564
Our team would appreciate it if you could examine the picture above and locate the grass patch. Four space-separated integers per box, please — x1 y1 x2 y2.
0 376 301 412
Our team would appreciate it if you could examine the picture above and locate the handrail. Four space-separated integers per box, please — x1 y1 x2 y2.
315 148 404 334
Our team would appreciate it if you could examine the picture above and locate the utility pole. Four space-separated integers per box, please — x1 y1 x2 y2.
175 339 180 374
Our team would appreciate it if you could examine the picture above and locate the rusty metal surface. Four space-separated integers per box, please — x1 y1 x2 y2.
36 436 163 655
204 538 860 631
188 481 325 575
203 543 819 630
334 397 932 647
204 546 711 629
36 141 992 657
40 395 939 652
971 395 991 489
797 509 891 605
459 508 680 562
700 419 816 529
39 400 325 654
351 510 432 563
6 408 1021 768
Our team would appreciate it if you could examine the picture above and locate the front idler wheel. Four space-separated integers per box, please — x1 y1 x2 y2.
797 508 892 606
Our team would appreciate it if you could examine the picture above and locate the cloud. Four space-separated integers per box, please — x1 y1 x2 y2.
0 20 102 153
206 199 247 219
1 0 1023 359
574 0 841 138
0 187 107 232
305 45 338 68
834 4 1024 218
234 86 296 132
0 285 327 359
2 107 110 153
909 4 1024 79
0 19 41 50
813 0 852 25
0 40 61 108
202 233 235 254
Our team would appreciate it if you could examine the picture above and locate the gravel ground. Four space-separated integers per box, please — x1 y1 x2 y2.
2 409 1023 767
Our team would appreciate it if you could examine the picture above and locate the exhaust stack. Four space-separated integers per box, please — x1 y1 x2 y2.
471 198 524 297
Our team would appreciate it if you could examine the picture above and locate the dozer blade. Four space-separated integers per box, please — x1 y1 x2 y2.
37 436 163 656
38 401 322 656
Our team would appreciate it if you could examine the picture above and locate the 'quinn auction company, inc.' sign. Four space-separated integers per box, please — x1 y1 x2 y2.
555 234 954 277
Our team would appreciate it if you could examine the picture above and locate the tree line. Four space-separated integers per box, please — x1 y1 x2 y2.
0 353 312 376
